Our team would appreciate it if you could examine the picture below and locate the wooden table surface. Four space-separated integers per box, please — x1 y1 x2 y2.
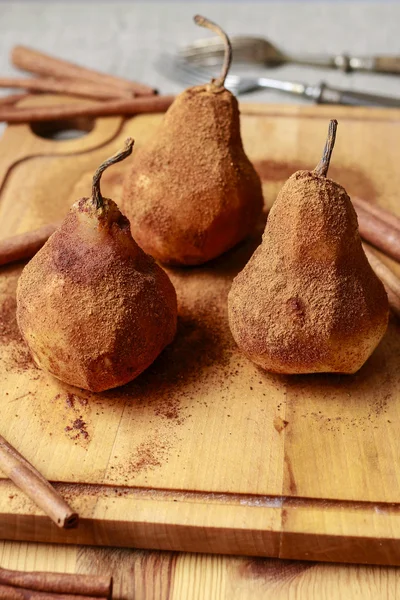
2 4 400 597
0 541 398 599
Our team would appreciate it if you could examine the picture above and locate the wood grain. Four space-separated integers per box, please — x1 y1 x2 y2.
0 542 399 600
1 97 400 564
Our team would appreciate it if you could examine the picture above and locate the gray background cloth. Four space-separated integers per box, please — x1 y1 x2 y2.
0 0 399 136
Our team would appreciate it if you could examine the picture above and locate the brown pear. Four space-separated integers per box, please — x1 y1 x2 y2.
17 139 177 392
228 120 389 374
121 15 264 266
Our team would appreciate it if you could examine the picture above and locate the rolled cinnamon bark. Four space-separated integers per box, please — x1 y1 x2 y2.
0 93 31 106
363 244 400 318
356 204 400 263
353 196 400 233
0 77 133 101
0 223 60 266
0 584 107 600
11 45 155 97
0 569 112 599
0 434 78 529
0 95 175 123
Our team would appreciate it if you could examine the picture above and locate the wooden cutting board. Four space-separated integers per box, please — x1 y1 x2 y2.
1 95 400 566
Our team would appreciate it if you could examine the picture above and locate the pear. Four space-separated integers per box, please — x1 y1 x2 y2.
228 120 389 375
121 15 264 266
16 139 177 392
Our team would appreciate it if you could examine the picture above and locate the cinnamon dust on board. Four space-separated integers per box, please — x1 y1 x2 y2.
65 417 89 441
0 293 36 373
51 391 92 445
0 222 397 484
104 267 238 481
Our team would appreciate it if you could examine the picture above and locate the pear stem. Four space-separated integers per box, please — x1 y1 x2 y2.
194 15 232 88
92 138 134 209
314 119 338 178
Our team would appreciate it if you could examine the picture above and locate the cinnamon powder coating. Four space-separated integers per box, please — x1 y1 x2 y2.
16 198 177 392
228 171 389 374
122 85 264 265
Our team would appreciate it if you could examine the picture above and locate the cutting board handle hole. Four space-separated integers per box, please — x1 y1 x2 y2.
30 117 95 141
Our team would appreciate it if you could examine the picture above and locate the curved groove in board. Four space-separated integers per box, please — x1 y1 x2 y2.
0 114 124 157
0 94 124 155
0 94 125 196
0 119 126 202
2 93 124 155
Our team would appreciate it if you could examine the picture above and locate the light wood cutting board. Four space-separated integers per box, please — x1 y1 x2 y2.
0 95 400 566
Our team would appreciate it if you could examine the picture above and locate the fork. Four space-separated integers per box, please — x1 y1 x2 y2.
179 35 400 75
157 55 400 107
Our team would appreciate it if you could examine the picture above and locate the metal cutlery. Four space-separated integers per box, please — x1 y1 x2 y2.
179 35 400 75
157 55 400 107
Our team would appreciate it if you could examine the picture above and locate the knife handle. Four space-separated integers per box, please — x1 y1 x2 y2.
331 54 400 75
372 56 400 74
316 82 400 108
294 53 400 75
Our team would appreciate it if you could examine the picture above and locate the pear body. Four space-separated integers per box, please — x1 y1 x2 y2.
228 171 389 374
122 85 264 265
17 198 177 391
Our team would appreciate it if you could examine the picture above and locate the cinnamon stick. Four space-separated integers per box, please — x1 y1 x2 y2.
0 77 133 101
0 569 112 599
0 223 60 266
363 244 400 317
0 95 174 123
0 434 78 529
353 196 400 233
12 45 155 97
356 204 400 263
0 93 31 107
0 584 106 600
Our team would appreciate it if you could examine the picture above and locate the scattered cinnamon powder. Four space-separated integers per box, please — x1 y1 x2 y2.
0 293 36 373
65 393 75 409
129 439 165 475
49 391 92 444
0 296 21 345
52 391 90 410
154 401 180 421
105 266 242 481
65 415 89 441
1 194 396 493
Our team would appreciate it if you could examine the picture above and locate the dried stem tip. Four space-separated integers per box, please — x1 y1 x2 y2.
194 15 232 88
314 119 338 178
92 137 134 209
